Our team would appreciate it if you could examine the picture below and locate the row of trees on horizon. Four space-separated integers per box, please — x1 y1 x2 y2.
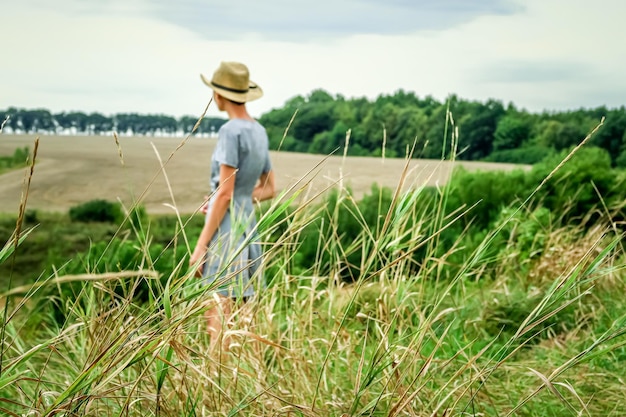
258 90 626 166
2 89 626 165
0 108 226 137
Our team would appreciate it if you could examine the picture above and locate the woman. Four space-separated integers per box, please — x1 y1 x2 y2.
189 61 275 351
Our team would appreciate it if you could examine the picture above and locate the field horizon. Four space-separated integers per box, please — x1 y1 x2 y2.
0 133 528 215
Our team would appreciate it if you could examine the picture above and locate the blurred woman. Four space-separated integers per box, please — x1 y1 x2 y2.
189 61 275 351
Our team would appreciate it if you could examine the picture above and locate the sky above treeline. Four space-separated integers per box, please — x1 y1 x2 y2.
2 0 624 119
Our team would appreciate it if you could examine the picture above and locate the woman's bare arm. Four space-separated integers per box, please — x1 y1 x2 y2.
252 170 276 203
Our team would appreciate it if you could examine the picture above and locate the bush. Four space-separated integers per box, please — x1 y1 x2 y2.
69 199 122 223
444 167 531 231
484 145 554 164
0 146 30 173
530 146 616 221
24 209 39 224
12 146 30 165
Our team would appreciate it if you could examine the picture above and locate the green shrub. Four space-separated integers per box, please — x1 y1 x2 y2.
69 199 122 223
444 167 531 231
484 145 554 164
12 146 30 165
0 146 30 174
530 146 616 221
24 209 39 224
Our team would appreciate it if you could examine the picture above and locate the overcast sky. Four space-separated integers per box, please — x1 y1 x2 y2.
2 0 624 119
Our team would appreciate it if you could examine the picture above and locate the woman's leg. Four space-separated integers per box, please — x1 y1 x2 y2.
205 294 234 352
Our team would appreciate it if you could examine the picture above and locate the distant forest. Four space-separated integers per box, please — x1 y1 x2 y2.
0 109 226 137
2 89 626 165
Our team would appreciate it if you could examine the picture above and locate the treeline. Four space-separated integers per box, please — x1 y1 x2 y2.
259 90 626 165
3 90 626 164
0 108 226 136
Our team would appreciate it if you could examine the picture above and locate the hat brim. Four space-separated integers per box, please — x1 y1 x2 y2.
200 73 263 103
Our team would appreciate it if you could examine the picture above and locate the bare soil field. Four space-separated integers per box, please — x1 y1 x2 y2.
0 134 528 215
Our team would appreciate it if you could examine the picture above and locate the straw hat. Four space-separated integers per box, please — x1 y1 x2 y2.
200 61 263 103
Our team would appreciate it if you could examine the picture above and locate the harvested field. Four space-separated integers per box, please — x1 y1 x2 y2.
0 134 528 214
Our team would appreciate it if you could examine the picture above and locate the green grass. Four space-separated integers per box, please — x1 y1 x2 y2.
1 218 624 416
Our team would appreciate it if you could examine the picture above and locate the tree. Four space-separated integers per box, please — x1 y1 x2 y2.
591 110 626 165
307 89 334 103
259 102 301 150
422 105 452 159
157 115 178 136
54 112 72 134
197 117 226 135
360 102 400 153
6 108 20 132
532 120 583 151
87 112 113 135
614 128 626 168
291 103 335 147
309 121 349 155
19 110 36 133
178 116 198 134
66 112 89 134
493 114 532 151
392 107 428 158
459 99 505 160
114 113 136 135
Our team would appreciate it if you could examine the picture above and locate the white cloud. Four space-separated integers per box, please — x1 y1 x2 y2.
1 0 624 119
2 1 211 116
144 0 519 40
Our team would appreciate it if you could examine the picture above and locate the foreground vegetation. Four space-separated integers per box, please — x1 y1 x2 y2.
1 120 626 415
